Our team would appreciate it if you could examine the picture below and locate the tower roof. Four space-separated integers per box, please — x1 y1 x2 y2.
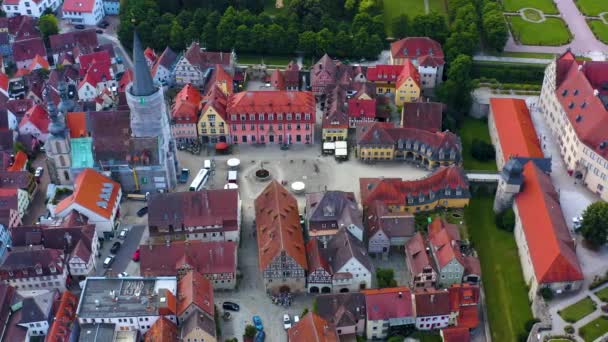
131 31 156 97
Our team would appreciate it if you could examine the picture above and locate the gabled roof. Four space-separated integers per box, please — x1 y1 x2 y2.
254 180 308 271
402 101 444 132
118 69 133 92
0 249 63 278
184 42 232 69
177 270 214 317
144 317 178 342
515 162 583 284
428 217 463 269
312 54 337 80
0 73 9 94
201 84 228 120
7 151 27 172
324 228 373 274
49 30 98 55
5 15 40 41
366 200 415 239
180 311 216 339
287 312 339 342
19 290 58 324
79 50 111 75
55 168 121 220
441 327 471 342
366 65 404 82
490 98 543 160
19 104 50 133
12 37 45 62
79 60 112 89
285 60 300 86
448 283 480 329
271 69 286 90
144 47 156 64
306 238 331 274
171 84 201 123
405 232 434 275
414 288 451 316
347 98 376 119
28 54 49 71
390 37 445 66
316 292 366 328
212 64 233 94
63 0 98 13
47 291 79 342
362 287 413 320
305 191 362 229
227 91 315 115
396 59 421 89
155 47 178 70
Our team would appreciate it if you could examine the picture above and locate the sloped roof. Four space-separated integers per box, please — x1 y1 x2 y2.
362 287 413 320
177 270 214 317
414 288 451 316
311 54 338 83
184 42 231 69
287 312 339 342
441 327 471 342
490 98 543 161
254 180 308 271
66 112 88 138
271 69 286 90
366 200 415 239
12 37 45 62
63 0 97 13
402 101 444 132
347 98 376 119
356 122 460 154
201 84 228 121
315 292 366 328
396 59 421 89
19 104 50 133
171 84 201 122
47 291 79 342
428 217 463 269
514 162 583 284
306 238 331 274
0 73 9 93
28 54 49 71
305 191 362 227
366 65 404 82
213 64 233 94
323 228 373 273
180 311 216 339
19 290 58 324
55 168 121 220
7 151 27 172
227 91 315 115
49 30 98 54
144 47 156 64
405 232 434 275
144 317 178 342
390 37 445 66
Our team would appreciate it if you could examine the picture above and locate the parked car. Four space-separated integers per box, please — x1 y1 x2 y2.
103 256 115 268
572 216 583 230
118 228 129 239
74 24 85 29
283 314 291 330
118 272 128 278
137 206 148 217
110 242 121 254
95 29 103 34
254 330 266 342
97 21 109 28
253 315 264 331
222 302 240 311
132 248 140 262
179 168 190 183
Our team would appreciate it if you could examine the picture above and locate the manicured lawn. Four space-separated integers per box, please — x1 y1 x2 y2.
579 316 608 342
383 0 426 35
558 297 597 323
502 0 558 14
588 20 608 44
465 196 533 342
458 117 498 171
428 0 447 14
575 0 608 16
409 331 442 342
522 8 542 21
237 54 295 66
508 17 572 46
595 286 608 302
489 51 555 59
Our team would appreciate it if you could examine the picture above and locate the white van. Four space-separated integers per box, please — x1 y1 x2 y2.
204 159 212 170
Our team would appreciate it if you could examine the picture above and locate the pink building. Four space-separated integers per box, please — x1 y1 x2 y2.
227 91 315 145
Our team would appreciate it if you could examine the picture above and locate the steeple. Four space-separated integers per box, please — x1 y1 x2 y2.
131 31 156 97
44 84 66 138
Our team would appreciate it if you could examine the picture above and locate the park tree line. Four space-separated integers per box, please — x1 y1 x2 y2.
118 0 387 59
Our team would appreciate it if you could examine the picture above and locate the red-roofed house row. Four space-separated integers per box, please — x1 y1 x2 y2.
539 51 608 201
390 37 445 89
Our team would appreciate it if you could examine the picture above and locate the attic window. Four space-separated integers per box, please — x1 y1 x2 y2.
574 89 579 96
568 102 575 109
575 115 583 122
562 89 568 97
581 102 587 109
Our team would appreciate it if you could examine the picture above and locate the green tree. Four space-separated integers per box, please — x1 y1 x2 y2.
217 7 238 50
266 24 288 54
444 31 477 62
364 34 383 59
301 307 309 317
169 20 185 51
437 54 473 122
250 24 267 54
234 24 251 52
447 0 473 22
359 0 380 14
244 324 257 338
334 30 353 57
202 11 221 50
376 268 397 288
39 14 59 45
298 30 318 56
316 28 333 55
410 12 449 43
580 202 608 249
352 12 373 34
353 28 370 57
391 14 409 39
482 10 508 51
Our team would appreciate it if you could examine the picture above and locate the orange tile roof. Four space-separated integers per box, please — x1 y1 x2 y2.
441 327 471 342
7 151 27 172
28 54 49 71
177 270 214 317
490 98 543 161
396 59 421 89
55 168 121 220
47 291 78 342
254 180 308 271
287 312 339 342
144 317 178 342
0 72 8 93
515 162 583 284
66 112 87 138
227 91 315 116
214 64 233 94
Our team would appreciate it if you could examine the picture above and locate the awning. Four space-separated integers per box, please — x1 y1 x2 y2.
215 142 229 150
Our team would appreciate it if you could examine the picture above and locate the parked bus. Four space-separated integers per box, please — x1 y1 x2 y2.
189 169 209 191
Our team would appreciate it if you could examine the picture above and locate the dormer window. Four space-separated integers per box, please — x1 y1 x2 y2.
49 264 56 273
568 102 575 109
562 89 568 97
35 265 42 275
574 89 579 95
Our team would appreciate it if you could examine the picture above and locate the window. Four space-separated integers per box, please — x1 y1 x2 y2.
286 114 292 120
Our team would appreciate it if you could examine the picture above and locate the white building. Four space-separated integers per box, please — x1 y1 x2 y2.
62 0 105 26
76 277 178 334
2 0 60 18
54 169 122 239
325 228 373 293
413 289 451 330
151 47 178 86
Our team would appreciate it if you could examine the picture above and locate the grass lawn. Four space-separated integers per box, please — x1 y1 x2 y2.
502 0 558 14
465 196 533 342
558 297 597 323
409 331 442 342
575 0 608 16
237 54 295 66
522 8 542 21
458 117 498 171
428 0 447 14
579 316 608 342
595 286 608 302
383 0 426 35
508 17 572 46
588 20 608 44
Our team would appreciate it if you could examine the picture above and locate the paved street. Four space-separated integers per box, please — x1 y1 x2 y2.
93 224 145 277
22 155 51 225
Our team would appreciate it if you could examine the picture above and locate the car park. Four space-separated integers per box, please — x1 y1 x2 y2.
132 249 140 262
253 315 264 331
222 302 240 311
110 242 121 254
137 207 148 217
283 314 291 330
103 256 115 268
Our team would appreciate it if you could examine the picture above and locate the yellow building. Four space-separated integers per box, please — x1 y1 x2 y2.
198 85 229 144
365 65 404 95
395 60 421 107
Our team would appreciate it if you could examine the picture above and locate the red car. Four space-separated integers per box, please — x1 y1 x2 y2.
132 249 140 262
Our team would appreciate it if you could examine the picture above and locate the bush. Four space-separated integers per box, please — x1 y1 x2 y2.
244 325 257 338
301 308 309 317
518 332 529 342
565 325 575 334
376 268 397 288
496 208 516 232
472 62 545 84
525 318 540 332
539 287 554 300
589 271 608 290
471 139 496 162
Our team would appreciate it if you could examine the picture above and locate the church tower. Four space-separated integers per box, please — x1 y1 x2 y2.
125 31 178 190
44 83 72 185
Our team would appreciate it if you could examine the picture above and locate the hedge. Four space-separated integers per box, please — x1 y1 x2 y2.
471 61 546 84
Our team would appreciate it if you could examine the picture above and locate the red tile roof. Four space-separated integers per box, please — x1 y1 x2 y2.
55 168 121 220
28 54 49 71
177 270 214 317
79 60 112 89
414 288 451 316
362 287 413 320
285 60 300 87
201 84 228 121
172 84 201 123
7 151 27 172
271 69 286 90
12 37 45 63
47 291 78 342
66 112 88 138
19 104 50 133
555 53 608 158
306 238 331 275
390 37 445 66
79 50 111 75
118 69 133 92
428 217 463 269
405 232 434 275
490 98 543 161
360 166 469 208
227 91 315 116
396 59 421 89
348 98 376 119
288 312 339 342
184 43 232 69
62 0 97 12
140 241 237 278
144 317 178 342
254 180 308 271
441 327 471 342
366 65 404 82
0 73 7 94
402 101 444 132
213 64 234 94
366 200 415 239
515 162 583 284
49 30 98 55
144 47 156 64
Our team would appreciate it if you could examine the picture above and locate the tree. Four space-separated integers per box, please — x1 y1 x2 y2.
482 10 508 51
244 324 257 338
334 30 353 57
495 207 515 232
391 14 409 39
376 268 397 288
316 28 333 55
410 12 449 43
169 20 185 51
437 54 473 122
580 202 608 249
202 11 221 50
234 24 250 52
298 31 317 56
39 14 59 45
471 139 495 161
301 307 309 317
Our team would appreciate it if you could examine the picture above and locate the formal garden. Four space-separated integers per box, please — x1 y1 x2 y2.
465 196 533 342
575 0 608 16
508 16 572 46
502 0 558 14
588 19 608 44
558 297 598 323
579 316 608 342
